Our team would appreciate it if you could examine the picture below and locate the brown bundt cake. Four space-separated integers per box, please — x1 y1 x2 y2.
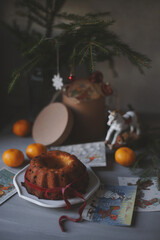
23 150 89 200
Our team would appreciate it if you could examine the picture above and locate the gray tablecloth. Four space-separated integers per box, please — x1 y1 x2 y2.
0 126 159 240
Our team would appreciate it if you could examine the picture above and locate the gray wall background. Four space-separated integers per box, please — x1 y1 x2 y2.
0 0 159 127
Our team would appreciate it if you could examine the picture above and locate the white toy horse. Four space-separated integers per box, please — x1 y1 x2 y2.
105 110 141 147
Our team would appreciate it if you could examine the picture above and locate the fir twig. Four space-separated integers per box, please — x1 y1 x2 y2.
89 42 94 72
89 42 97 72
15 0 48 14
16 10 47 22
22 36 45 56
79 45 90 64
8 73 20 94
130 126 160 189
8 54 41 93
92 40 110 55
112 40 151 71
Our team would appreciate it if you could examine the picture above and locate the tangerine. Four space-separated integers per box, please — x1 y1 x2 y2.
3 149 24 167
115 147 136 167
13 119 32 137
26 143 47 159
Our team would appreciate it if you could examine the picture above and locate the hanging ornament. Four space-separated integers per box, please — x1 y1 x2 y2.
52 42 63 90
88 71 103 83
101 82 113 96
68 74 76 82
68 60 76 83
52 73 63 90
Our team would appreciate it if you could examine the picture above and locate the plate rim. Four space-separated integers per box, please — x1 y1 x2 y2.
13 164 100 208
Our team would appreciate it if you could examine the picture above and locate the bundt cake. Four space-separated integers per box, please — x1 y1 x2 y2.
23 150 89 200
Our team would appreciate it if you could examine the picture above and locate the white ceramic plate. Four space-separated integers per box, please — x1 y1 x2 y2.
13 165 100 208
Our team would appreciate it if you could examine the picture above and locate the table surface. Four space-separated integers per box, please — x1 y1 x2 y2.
0 125 160 240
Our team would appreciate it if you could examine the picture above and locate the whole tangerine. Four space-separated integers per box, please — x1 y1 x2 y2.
13 119 32 137
115 147 136 167
3 149 24 167
26 143 47 159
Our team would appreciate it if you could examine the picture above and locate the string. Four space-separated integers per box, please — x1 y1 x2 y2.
56 42 59 75
24 169 88 232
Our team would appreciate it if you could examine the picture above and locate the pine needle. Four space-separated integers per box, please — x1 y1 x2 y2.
8 54 41 93
89 42 96 72
8 73 20 94
79 45 90 64
22 36 45 56
92 40 110 55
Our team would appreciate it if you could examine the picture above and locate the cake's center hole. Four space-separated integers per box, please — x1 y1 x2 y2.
43 157 72 169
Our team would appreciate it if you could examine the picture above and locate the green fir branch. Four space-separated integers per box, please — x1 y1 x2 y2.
22 36 45 56
112 40 151 70
54 23 73 31
54 0 66 14
57 12 86 22
57 12 115 30
8 73 21 94
15 0 48 14
92 40 110 55
89 43 94 72
86 11 111 18
89 42 96 72
130 127 160 189
23 55 41 76
79 45 90 65
139 167 153 178
4 2 152 92
8 54 41 93
58 11 112 23
26 13 46 27
15 10 47 22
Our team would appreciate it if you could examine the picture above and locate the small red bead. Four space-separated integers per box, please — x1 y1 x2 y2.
68 75 76 82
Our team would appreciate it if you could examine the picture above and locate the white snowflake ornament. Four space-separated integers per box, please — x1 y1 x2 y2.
52 73 63 90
